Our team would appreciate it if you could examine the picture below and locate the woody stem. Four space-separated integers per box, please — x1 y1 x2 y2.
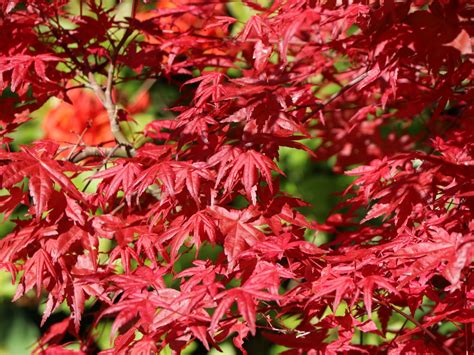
87 65 134 150
70 145 136 163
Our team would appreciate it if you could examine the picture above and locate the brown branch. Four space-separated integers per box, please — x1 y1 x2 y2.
375 298 454 355
322 71 369 107
464 274 474 354
65 124 91 161
293 71 370 120
87 66 133 149
70 146 136 163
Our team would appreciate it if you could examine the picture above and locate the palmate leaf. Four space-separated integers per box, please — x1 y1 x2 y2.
185 72 227 107
159 210 218 260
0 145 83 218
132 161 178 198
92 161 142 205
14 248 57 300
0 1 473 354
210 147 283 205
0 187 25 220
0 53 61 94
210 287 277 337
29 170 53 219
394 227 472 290
209 206 265 268
131 159 215 207
360 275 398 317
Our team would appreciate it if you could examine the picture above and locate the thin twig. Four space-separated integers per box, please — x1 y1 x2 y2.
87 67 133 149
464 276 473 354
79 145 124 193
65 124 91 161
388 318 408 348
70 145 136 163
323 71 369 107
293 71 370 121
375 298 454 355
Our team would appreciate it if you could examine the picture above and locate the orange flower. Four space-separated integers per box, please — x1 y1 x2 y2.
42 87 150 147
43 88 114 146
137 0 227 39
158 0 226 35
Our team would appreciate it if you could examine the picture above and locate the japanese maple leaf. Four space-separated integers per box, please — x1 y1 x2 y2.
360 275 398 316
14 248 57 300
242 261 294 296
109 267 166 300
100 291 160 338
309 275 355 312
0 146 82 218
394 227 472 290
176 113 217 144
0 187 25 220
174 162 215 205
65 276 109 331
0 53 61 94
209 206 265 268
177 260 223 296
210 287 276 336
133 161 213 204
160 210 218 260
345 157 393 200
252 39 272 72
186 72 227 107
92 161 142 206
151 288 209 331
222 149 283 204
132 161 177 198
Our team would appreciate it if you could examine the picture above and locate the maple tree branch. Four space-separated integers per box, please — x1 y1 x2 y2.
65 124 91 161
388 318 409 347
297 71 370 120
87 66 134 149
322 71 369 107
70 146 136 163
464 276 474 354
375 298 454 355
